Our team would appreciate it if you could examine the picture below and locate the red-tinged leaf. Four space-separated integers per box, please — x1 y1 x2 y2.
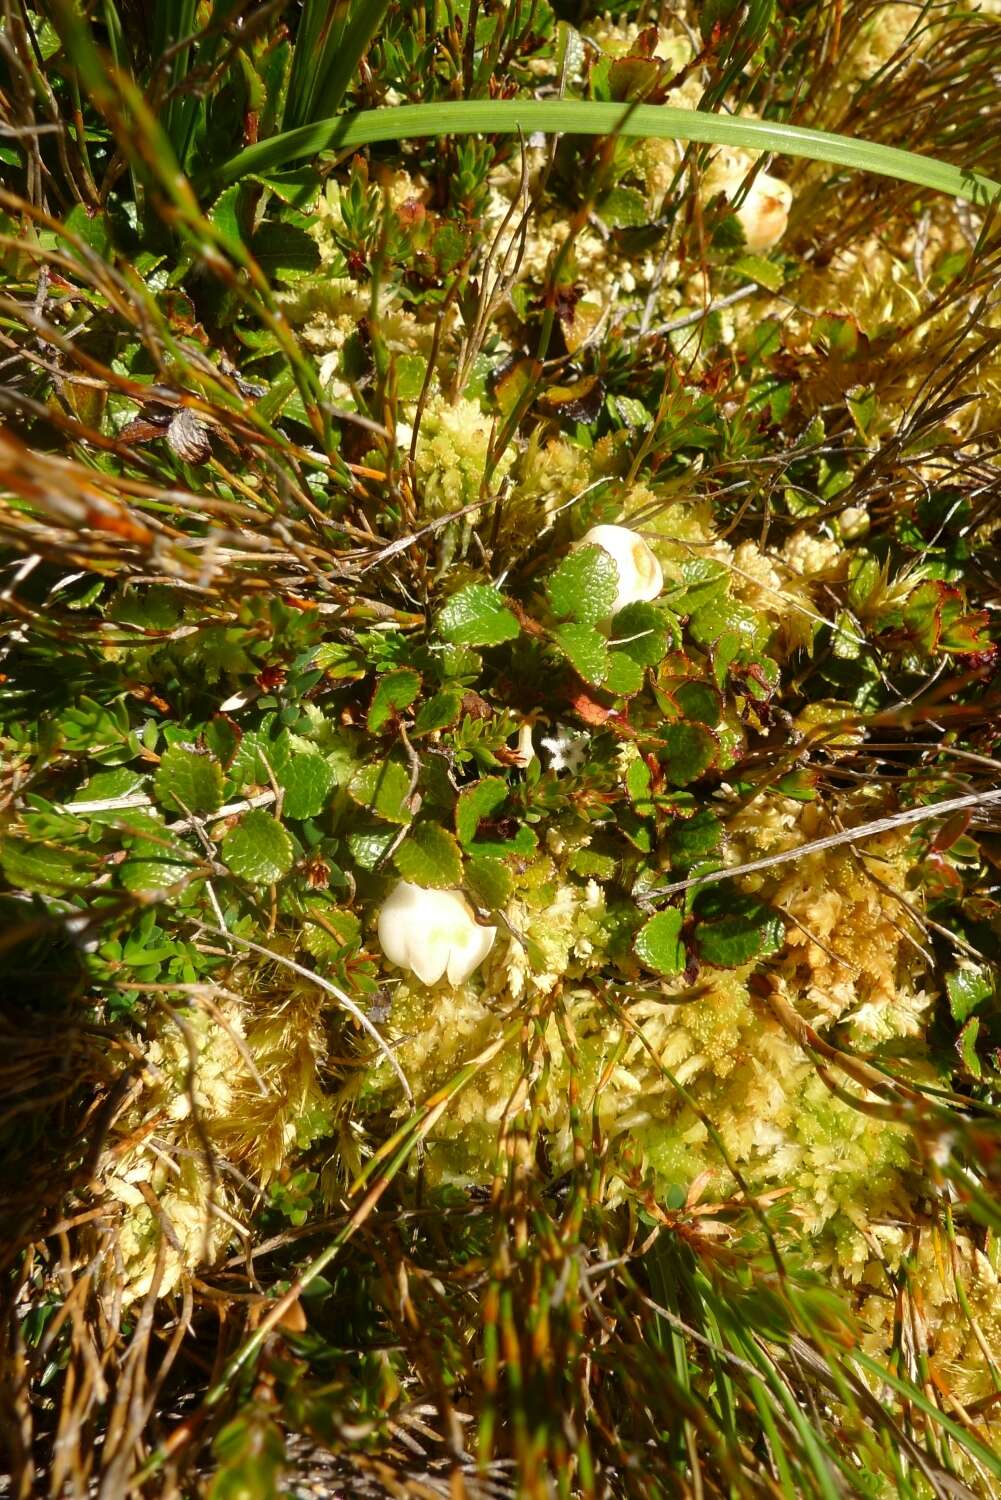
931 809 972 852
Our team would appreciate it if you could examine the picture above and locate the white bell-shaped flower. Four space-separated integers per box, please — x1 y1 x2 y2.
580 524 664 616
377 880 496 986
705 150 792 253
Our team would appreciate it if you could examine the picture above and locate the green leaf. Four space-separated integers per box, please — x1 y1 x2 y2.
554 622 609 685
667 811 724 869
958 1016 983 1079
368 668 421 732
250 220 320 280
209 101 1001 210
277 754 335 820
414 689 462 736
946 966 994 1023
604 650 645 696
455 776 507 847
546 545 618 625
347 758 413 824
634 909 686 977
394 823 464 889
465 857 514 909
626 756 652 809
153 745 224 816
222 810 294 885
455 776 536 858
248 167 322 209
347 822 399 871
1 837 96 896
661 723 718 786
689 599 769 656
732 253 784 291
597 184 649 228
302 904 361 963
208 183 245 254
610 602 671 666
65 201 112 257
120 814 197 894
693 892 784 968
438 585 520 646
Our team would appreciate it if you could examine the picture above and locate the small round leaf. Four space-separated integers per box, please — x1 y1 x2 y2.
222 810 294 885
394 823 464 889
634 909 686 976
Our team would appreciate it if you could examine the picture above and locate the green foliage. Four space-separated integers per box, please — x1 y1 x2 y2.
276 753 336 820
693 890 785 968
368 668 421 731
546 545 619 625
439 585 521 647
393 822 464 888
634 909 686 976
154 745 224 816
347 758 414 825
222 810 295 885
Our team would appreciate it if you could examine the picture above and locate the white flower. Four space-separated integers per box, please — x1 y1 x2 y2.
540 724 590 774
509 720 536 768
580 524 664 615
704 150 792 253
377 881 496 986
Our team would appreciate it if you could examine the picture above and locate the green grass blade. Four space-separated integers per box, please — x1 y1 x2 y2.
852 1350 1001 1480
283 0 393 132
205 98 1001 203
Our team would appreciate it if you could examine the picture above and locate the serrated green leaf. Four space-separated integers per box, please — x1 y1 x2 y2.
368 668 421 733
277 754 335 820
455 776 507 847
610 602 670 666
693 892 784 968
689 599 769 656
302 903 361 963
732 253 784 291
546 545 618 625
465 857 514 909
347 822 399 871
634 909 686 976
120 814 197 894
438 585 520 646
667 810 724 869
597 184 649 228
347 758 413 825
222 810 294 885
661 723 718 786
673 680 722 726
554 622 609 685
393 823 464 888
153 745 223 816
604 650 644 696
414 689 462 736
455 775 536 858
626 756 653 811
